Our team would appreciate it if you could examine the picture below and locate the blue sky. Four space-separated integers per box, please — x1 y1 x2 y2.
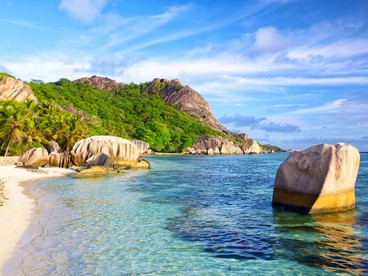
1 0 368 151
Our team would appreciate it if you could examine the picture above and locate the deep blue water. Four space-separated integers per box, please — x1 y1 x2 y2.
5 153 368 275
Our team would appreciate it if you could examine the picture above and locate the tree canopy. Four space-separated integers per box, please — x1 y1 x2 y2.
27 79 221 153
0 100 89 156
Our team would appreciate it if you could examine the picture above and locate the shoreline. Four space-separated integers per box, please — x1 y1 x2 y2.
0 165 76 274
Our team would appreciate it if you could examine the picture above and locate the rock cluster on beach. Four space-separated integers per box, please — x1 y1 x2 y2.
272 143 360 214
16 136 151 177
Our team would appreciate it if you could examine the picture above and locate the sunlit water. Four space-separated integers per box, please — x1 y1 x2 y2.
5 153 368 275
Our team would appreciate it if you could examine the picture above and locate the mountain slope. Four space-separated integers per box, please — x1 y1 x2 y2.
29 77 222 152
0 74 281 155
145 78 228 134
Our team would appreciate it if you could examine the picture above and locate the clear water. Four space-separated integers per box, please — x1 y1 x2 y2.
5 153 368 275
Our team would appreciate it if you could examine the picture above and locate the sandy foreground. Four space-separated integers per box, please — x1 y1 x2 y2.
0 165 76 273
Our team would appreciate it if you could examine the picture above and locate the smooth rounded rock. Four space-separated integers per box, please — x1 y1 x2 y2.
18 148 49 167
272 143 360 214
71 136 140 166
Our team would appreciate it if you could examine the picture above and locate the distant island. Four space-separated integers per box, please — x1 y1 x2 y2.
0 72 282 156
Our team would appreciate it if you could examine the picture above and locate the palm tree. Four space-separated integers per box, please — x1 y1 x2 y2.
0 100 34 156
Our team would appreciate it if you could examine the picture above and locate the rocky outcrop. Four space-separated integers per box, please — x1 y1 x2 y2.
61 105 87 118
49 152 72 168
72 75 271 155
86 153 113 168
146 78 269 154
146 78 228 134
272 143 360 214
186 136 262 155
17 148 49 167
0 76 38 102
243 138 262 154
46 141 71 168
47 141 61 154
70 136 140 167
187 136 243 155
73 75 124 92
131 140 150 155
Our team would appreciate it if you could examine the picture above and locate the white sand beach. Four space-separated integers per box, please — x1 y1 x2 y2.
0 164 76 274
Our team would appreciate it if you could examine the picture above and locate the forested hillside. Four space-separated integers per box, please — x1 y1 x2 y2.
26 78 222 153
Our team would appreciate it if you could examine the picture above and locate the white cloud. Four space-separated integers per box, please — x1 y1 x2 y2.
291 99 348 115
253 27 290 52
59 0 107 23
5 54 91 82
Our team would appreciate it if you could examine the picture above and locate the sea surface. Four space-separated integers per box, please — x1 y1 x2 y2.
5 153 368 275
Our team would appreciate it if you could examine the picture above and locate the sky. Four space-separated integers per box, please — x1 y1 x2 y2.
1 0 368 151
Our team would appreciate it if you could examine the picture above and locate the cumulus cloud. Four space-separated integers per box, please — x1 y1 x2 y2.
59 0 107 23
220 114 266 127
219 114 301 133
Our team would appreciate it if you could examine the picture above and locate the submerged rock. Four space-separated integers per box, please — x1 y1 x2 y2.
272 143 360 214
75 166 110 178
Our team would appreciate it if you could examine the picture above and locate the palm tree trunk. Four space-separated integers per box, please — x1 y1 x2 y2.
4 139 11 157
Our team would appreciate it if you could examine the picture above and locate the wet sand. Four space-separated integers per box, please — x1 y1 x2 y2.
0 165 76 274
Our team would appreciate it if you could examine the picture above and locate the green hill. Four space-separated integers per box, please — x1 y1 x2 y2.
0 76 222 156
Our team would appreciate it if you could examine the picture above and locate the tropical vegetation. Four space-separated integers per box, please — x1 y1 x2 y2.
0 76 223 155
0 100 88 156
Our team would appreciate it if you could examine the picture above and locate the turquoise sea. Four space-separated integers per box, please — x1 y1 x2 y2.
4 153 368 275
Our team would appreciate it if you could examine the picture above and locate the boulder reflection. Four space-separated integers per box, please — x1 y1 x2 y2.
273 209 367 274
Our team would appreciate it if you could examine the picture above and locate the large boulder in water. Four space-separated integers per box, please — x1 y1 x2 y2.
71 136 140 167
272 143 360 214
17 148 49 167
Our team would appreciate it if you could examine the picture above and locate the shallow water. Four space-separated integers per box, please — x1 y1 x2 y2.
5 153 368 275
